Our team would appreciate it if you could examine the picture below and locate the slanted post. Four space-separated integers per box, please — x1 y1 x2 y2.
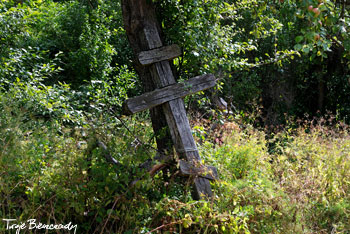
121 0 218 199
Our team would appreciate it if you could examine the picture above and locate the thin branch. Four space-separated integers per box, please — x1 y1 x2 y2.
146 220 182 234
97 140 121 167
109 107 160 154
29 194 57 219
341 0 346 19
100 196 121 234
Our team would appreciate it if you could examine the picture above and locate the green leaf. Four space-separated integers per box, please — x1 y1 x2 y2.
302 46 310 54
107 209 113 215
294 44 302 51
295 36 303 43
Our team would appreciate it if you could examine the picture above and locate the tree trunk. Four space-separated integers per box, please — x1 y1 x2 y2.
121 0 173 155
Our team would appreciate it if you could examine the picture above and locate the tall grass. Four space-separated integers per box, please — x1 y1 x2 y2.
1 99 349 233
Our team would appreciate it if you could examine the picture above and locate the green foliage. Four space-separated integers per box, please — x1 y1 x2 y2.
1 0 350 233
3 111 350 233
0 0 133 87
0 0 137 126
156 0 350 123
158 0 298 78
0 47 62 86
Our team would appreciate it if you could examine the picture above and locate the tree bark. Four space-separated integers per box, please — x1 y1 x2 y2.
121 0 173 155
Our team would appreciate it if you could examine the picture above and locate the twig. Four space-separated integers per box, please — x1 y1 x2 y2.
96 140 122 167
85 135 122 168
108 107 160 154
130 163 169 187
146 220 182 234
100 196 121 234
341 0 345 20
29 194 57 219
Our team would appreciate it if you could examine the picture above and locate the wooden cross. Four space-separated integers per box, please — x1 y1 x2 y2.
123 38 218 200
121 0 218 199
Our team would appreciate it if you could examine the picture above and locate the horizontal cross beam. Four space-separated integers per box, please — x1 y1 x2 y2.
179 160 218 181
123 74 216 115
138 44 181 65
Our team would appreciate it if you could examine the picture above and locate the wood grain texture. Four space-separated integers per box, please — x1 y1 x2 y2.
138 44 181 65
179 160 218 180
144 21 214 200
124 74 216 115
162 99 214 199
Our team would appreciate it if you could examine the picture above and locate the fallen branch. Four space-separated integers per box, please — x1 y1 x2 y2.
85 137 122 167
96 140 121 167
149 163 167 176
129 151 174 186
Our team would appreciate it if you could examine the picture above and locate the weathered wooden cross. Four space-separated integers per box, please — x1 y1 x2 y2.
122 0 218 199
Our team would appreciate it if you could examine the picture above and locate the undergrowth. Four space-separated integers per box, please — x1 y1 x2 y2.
1 97 349 233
